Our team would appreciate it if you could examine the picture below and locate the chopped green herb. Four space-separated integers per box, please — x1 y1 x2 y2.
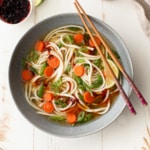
51 78 62 93
83 113 93 122
90 75 103 89
55 99 67 108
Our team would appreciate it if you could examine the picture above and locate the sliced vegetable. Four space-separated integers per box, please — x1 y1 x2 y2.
89 36 101 47
44 66 54 77
47 56 60 69
83 91 95 103
43 93 54 101
77 111 85 123
66 113 77 124
21 69 33 81
37 83 44 98
34 0 45 7
74 33 84 44
64 35 74 43
49 115 66 121
35 40 45 52
65 64 71 73
68 27 81 31
74 65 84 76
39 62 47 75
42 101 54 113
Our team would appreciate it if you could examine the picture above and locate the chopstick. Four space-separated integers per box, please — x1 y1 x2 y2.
74 0 148 107
74 0 148 114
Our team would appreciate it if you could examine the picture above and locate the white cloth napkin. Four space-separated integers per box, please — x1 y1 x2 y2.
132 0 150 40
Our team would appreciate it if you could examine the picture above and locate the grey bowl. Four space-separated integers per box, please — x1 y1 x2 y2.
9 13 133 138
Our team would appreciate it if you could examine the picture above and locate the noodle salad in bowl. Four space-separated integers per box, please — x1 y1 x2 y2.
9 14 133 137
21 25 120 125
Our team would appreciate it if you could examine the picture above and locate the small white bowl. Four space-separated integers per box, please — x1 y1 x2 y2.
0 0 32 24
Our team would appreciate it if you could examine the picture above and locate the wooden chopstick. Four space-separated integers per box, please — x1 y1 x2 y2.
74 0 148 107
74 0 138 115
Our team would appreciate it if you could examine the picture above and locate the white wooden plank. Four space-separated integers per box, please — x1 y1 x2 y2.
33 0 103 23
48 132 102 150
101 0 150 149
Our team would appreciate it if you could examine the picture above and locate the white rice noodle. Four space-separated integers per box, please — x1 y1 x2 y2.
75 91 89 109
78 51 101 60
37 51 49 64
48 42 63 59
44 25 85 41
60 34 80 49
52 99 76 112
25 83 43 111
64 47 74 71
62 76 77 94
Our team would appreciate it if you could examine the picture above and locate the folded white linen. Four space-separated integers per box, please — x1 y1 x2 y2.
132 0 150 40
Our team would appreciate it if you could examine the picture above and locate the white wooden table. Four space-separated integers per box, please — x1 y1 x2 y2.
0 0 150 150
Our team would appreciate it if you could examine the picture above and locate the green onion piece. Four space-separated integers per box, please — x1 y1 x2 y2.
76 59 85 63
64 35 74 44
68 27 81 31
29 66 38 74
65 64 71 74
37 83 44 98
39 62 47 75
78 93 84 101
49 116 66 121
77 111 85 123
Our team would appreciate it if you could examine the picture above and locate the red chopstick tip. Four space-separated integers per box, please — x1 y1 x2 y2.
130 107 137 115
142 100 148 106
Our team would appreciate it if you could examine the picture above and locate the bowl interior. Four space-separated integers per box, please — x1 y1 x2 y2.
9 13 133 137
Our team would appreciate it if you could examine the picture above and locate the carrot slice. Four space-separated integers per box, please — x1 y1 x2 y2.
42 101 54 113
66 113 77 124
74 33 84 44
44 66 54 77
43 93 54 101
35 40 45 52
83 91 95 103
89 36 101 47
47 56 60 69
21 69 33 81
74 65 84 76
